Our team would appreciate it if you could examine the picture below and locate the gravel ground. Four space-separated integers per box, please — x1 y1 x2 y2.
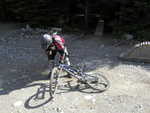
0 24 150 113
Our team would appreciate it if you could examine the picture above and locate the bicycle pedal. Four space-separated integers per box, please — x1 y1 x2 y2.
63 74 72 78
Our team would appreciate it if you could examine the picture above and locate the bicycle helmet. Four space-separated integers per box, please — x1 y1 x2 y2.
41 34 53 49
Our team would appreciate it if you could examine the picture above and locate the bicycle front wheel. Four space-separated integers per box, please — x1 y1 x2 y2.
49 67 59 98
85 73 110 92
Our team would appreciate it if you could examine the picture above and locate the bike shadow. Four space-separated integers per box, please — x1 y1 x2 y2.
24 83 53 109
24 74 108 109
56 77 107 94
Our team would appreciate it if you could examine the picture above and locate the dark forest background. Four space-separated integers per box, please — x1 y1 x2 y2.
0 0 150 40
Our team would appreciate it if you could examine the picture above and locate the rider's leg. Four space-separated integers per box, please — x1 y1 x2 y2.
58 47 70 65
64 47 70 65
58 49 72 78
47 50 57 77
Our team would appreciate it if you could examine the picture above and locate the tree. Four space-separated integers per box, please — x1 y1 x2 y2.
114 0 150 40
0 0 8 21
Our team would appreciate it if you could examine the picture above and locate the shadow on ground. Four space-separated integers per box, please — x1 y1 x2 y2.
24 83 53 109
0 30 150 110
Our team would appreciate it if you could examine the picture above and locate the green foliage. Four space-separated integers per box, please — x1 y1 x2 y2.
0 0 150 40
113 0 150 40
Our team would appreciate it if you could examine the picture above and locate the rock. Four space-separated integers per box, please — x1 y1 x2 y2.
25 24 32 31
122 33 134 40
13 101 23 107
84 95 94 100
105 54 109 57
10 69 17 72
56 107 64 113
92 98 96 104
100 44 104 48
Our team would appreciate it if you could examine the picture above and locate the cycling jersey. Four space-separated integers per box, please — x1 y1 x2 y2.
51 34 65 50
41 33 70 66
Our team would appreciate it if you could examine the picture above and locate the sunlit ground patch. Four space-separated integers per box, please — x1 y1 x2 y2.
41 69 50 76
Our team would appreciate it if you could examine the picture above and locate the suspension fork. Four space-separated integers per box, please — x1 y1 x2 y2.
64 47 71 65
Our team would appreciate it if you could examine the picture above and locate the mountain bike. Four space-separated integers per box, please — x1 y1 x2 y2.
49 61 110 98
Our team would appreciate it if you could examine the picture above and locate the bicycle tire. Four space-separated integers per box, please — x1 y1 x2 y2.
85 73 110 92
49 67 59 98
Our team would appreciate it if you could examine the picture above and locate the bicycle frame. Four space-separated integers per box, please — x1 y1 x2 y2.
50 63 110 98
57 64 85 80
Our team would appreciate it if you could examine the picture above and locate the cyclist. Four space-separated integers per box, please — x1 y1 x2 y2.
41 31 70 72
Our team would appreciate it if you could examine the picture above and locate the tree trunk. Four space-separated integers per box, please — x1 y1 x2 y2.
0 0 8 21
84 1 89 29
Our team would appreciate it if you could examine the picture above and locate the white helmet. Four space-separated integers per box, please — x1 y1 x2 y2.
41 34 53 49
43 34 52 42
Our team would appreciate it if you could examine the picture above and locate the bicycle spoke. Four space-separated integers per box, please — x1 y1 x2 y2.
86 73 110 92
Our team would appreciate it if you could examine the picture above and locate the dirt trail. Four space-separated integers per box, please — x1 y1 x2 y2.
0 23 150 113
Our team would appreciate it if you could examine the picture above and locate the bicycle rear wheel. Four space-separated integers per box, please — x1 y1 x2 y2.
85 73 110 92
49 67 59 98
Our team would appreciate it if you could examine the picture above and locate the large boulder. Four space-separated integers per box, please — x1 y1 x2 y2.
119 41 150 63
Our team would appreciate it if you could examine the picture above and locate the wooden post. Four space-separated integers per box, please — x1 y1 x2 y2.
95 19 104 36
